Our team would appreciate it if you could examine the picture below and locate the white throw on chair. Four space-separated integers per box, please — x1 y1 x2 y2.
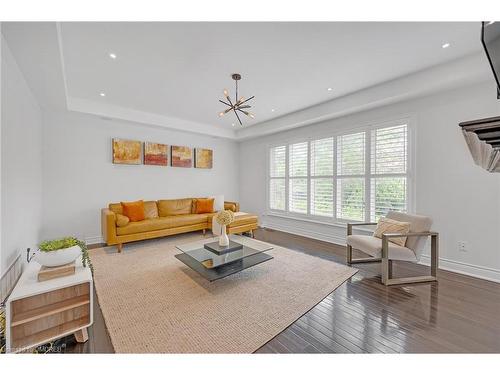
346 211 439 286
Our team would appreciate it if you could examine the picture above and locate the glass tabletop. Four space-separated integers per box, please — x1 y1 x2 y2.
175 235 273 269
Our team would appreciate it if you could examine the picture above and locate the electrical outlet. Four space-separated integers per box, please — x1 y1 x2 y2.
458 241 467 252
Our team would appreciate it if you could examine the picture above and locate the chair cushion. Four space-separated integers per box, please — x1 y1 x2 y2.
347 235 417 262
386 211 432 258
373 217 410 246
121 200 145 222
158 198 193 216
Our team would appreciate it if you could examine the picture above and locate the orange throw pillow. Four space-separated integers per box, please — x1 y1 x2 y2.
193 198 215 214
121 200 145 222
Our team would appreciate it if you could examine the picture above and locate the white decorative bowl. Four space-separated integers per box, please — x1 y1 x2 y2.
35 245 81 267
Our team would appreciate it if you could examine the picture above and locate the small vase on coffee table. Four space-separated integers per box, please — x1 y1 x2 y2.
219 225 229 246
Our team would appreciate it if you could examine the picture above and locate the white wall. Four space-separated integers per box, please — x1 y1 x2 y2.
1 35 43 274
239 81 500 282
41 110 240 244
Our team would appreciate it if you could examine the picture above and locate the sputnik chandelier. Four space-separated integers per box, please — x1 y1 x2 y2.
218 73 255 126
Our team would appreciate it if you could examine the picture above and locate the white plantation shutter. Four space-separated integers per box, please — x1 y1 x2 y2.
269 145 286 210
370 124 408 221
289 142 308 177
270 145 286 178
371 125 407 174
289 142 308 213
310 138 334 217
267 123 411 222
337 132 365 220
337 132 365 175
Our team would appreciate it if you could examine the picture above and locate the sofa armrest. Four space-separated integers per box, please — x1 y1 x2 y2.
224 201 240 212
101 208 118 245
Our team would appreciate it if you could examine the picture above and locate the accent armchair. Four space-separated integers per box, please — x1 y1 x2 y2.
346 211 439 286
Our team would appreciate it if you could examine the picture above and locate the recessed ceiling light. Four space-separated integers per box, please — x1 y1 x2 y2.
100 92 106 97
109 53 117 59
271 109 275 112
442 43 450 49
327 87 333 91
231 123 235 127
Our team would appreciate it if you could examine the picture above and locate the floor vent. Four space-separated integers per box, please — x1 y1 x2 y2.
460 116 500 172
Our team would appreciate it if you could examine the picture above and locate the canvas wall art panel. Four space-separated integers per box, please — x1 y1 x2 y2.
195 148 213 169
171 146 192 168
144 142 168 166
112 139 142 165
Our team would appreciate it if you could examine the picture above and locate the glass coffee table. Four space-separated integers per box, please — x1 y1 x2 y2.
175 235 273 281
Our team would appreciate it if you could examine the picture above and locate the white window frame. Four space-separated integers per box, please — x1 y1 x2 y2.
266 116 416 225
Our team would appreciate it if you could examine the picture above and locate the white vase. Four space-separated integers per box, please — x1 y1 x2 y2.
219 225 229 246
35 245 81 267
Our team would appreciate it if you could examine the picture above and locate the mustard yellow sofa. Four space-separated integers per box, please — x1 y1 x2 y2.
101 198 258 252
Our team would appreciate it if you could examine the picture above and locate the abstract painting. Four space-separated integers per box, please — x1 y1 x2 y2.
112 139 142 165
194 148 213 169
171 146 192 168
144 142 168 166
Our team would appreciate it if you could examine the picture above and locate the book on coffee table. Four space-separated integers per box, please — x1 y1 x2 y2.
203 240 243 255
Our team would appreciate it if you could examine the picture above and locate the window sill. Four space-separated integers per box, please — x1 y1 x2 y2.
264 212 375 233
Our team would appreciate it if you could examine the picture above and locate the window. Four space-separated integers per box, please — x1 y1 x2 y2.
370 124 408 221
288 142 308 214
269 145 286 210
268 122 411 223
336 132 365 221
310 138 334 217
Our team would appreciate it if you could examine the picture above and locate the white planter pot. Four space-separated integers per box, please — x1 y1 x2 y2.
35 245 81 267
218 225 229 246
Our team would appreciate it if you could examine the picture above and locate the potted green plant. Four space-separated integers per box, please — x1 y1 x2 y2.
36 237 93 271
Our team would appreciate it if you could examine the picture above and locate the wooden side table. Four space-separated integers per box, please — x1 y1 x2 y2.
5 256 93 353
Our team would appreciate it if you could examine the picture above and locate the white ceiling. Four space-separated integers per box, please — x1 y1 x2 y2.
58 22 482 131
2 22 488 139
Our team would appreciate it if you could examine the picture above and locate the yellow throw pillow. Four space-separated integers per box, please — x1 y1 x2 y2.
373 217 410 247
115 213 130 227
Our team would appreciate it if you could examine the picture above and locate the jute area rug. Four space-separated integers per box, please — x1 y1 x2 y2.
90 233 357 353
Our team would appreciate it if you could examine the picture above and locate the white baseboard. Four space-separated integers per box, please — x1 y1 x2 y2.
263 219 500 284
85 236 104 245
419 254 500 284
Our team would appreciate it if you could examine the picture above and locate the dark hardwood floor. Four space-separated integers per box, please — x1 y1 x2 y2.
65 228 500 353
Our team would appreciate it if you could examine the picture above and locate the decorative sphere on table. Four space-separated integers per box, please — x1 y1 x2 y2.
215 210 234 246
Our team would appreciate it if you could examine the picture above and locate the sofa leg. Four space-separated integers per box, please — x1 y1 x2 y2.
250 229 254 238
202 229 206 236
117 243 123 253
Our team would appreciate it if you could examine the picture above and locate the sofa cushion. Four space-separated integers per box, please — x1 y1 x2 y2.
347 235 417 262
115 213 130 227
144 201 159 219
193 198 215 214
227 213 258 228
158 198 193 216
168 214 209 228
121 200 145 222
117 217 172 236
116 214 209 236
109 202 123 215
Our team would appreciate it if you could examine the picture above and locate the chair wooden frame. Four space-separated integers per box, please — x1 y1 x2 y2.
347 223 439 286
